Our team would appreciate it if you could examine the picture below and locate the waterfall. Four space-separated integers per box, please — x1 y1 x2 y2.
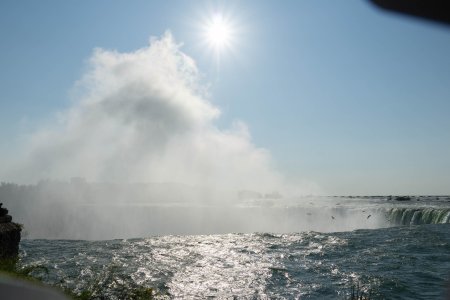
386 207 450 225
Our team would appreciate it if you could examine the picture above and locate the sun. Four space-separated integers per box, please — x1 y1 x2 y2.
203 14 235 54
206 15 231 48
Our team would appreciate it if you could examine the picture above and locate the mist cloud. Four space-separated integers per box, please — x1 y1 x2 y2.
5 32 291 192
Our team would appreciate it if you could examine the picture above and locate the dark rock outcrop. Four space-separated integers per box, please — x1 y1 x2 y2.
0 203 21 259
394 196 411 201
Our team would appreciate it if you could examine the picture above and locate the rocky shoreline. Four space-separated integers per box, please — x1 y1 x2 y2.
0 203 21 259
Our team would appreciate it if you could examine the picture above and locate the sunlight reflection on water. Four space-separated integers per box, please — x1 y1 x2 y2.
19 224 450 299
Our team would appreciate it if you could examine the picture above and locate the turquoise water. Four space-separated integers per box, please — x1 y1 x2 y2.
20 224 450 299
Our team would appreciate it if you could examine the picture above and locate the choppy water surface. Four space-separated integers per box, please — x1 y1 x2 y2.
20 224 450 299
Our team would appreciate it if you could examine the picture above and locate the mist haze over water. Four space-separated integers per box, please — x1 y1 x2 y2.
2 181 449 239
2 33 307 195
1 34 321 240
0 33 326 241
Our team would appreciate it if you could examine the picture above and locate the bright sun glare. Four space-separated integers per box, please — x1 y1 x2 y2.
204 14 234 53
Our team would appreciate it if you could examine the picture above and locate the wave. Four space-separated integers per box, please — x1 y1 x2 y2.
386 207 450 225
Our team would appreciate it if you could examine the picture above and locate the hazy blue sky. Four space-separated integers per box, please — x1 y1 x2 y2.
1 0 449 195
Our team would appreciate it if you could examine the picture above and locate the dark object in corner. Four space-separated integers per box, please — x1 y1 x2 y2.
0 203 21 259
0 274 69 300
370 0 450 25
